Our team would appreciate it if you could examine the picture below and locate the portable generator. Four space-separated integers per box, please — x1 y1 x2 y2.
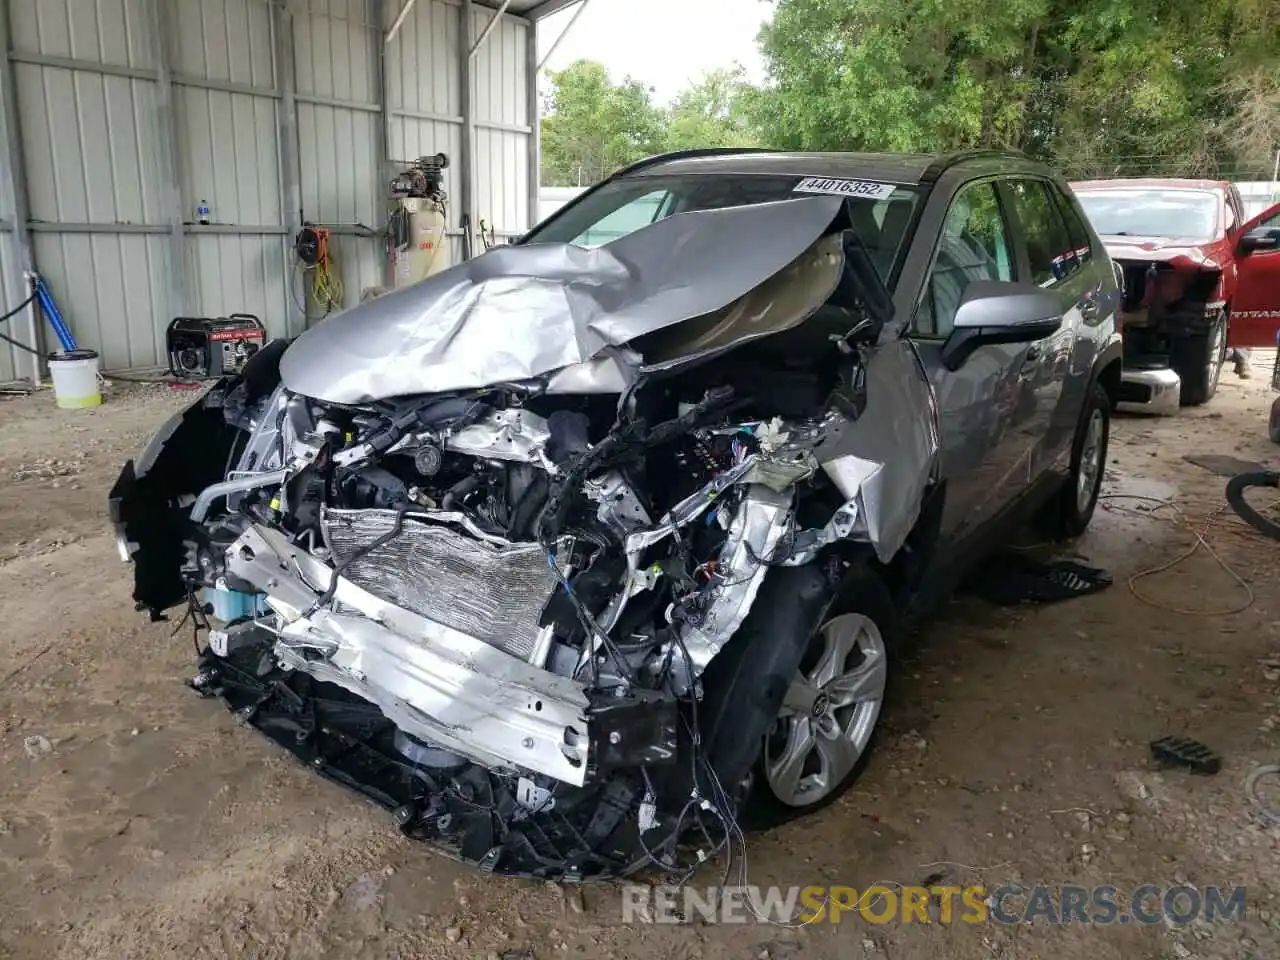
166 314 266 380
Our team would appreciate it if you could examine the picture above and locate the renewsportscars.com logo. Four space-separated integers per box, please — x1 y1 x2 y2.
620 884 1247 926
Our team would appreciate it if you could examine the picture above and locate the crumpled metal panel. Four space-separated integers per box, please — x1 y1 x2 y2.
279 196 843 404
444 407 555 469
814 340 939 563
324 509 560 661
672 486 794 688
225 524 591 785
637 233 846 371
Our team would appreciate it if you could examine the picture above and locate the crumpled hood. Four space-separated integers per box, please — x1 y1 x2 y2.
1098 234 1222 271
280 195 844 404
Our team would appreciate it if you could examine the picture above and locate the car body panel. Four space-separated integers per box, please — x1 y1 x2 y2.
1070 179 1280 348
891 160 1118 561
107 150 1125 880
1230 202 1280 348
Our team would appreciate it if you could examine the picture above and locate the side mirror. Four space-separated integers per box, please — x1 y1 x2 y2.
941 280 1063 371
1240 227 1280 254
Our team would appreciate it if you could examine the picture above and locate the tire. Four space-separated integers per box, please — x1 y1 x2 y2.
1171 310 1227 406
1225 471 1280 541
1040 381 1110 541
737 564 898 829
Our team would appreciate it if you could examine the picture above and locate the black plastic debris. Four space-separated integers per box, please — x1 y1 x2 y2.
961 553 1113 606
1150 736 1222 776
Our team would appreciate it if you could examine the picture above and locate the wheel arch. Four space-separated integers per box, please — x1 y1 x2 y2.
1091 338 1123 411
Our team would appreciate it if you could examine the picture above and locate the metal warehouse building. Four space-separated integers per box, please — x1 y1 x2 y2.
0 0 576 383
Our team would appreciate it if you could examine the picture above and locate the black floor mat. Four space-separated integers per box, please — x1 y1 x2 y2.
1183 454 1266 477
961 552 1113 606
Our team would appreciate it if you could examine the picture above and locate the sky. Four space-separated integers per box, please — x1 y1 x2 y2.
536 0 771 103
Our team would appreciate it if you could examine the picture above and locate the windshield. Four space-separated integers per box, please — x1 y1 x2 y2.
1074 189 1220 243
524 174 921 285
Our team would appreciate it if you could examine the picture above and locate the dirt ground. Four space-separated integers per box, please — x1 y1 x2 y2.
4 364 1280 960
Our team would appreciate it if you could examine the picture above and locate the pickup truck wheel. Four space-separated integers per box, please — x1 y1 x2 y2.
1172 310 1227 406
1040 381 1110 541
740 565 897 829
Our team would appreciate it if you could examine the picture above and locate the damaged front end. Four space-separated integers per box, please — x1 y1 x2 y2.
108 197 937 879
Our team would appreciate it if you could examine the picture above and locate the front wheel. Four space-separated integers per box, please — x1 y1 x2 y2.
1172 310 1227 406
741 565 897 827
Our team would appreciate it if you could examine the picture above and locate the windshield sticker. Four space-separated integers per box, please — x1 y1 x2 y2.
793 177 897 201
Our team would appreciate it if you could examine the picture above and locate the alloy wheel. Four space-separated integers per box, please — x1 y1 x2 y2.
763 613 887 807
1076 408 1105 514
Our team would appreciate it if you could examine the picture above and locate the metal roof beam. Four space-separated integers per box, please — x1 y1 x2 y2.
470 0 513 57
536 0 591 69
524 0 583 22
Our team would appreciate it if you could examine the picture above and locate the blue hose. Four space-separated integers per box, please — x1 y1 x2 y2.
32 275 76 352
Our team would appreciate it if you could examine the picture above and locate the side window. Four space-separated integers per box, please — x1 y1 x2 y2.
1051 186 1093 264
917 181 1014 338
1008 179 1077 285
570 189 672 247
1225 198 1238 232
1263 208 1280 229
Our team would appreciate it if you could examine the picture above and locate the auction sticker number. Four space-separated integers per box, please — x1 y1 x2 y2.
793 177 897 201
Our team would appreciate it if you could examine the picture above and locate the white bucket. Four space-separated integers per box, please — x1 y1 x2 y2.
47 349 102 409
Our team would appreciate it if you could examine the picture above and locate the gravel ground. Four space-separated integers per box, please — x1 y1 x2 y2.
3 366 1280 960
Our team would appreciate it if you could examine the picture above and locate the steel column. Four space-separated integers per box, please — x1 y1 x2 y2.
525 16 539 234
0 0 39 382
272 0 304 335
459 0 475 259
152 0 188 321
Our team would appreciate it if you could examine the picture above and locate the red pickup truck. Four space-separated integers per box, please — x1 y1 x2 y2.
1070 178 1280 410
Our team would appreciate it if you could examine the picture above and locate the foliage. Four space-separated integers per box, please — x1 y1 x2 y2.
540 61 758 185
540 1 1280 186
754 0 1280 178
540 61 668 187
665 67 761 152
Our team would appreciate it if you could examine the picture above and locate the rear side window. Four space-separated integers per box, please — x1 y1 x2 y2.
1007 179 1078 285
1051 186 1093 264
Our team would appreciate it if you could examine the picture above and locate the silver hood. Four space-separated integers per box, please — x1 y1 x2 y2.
279 195 844 404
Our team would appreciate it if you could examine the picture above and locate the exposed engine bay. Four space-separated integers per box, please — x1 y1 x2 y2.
1115 257 1224 363
108 197 938 880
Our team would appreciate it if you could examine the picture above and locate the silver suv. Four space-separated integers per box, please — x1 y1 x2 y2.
110 148 1121 881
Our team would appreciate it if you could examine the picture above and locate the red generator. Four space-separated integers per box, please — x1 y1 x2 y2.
166 314 266 380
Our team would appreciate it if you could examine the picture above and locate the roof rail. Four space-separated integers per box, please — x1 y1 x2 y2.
920 148 1032 183
608 146 777 179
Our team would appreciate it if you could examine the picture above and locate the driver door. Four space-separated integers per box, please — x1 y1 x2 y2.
1227 202 1280 348
909 179 1044 544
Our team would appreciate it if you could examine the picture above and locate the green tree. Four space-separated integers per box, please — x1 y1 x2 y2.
540 60 667 186
665 67 761 151
752 0 1280 178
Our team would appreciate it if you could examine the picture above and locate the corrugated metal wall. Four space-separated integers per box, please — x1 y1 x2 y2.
0 0 537 378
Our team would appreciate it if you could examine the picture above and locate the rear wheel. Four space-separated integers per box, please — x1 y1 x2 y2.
1172 310 1227 406
1040 381 1109 541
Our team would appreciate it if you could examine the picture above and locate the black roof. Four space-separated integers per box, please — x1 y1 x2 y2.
616 148 1045 186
